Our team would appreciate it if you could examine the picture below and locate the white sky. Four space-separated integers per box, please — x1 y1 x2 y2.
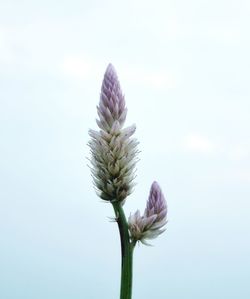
0 1 250 298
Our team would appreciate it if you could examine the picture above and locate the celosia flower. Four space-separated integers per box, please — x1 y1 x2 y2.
128 181 167 244
88 64 139 203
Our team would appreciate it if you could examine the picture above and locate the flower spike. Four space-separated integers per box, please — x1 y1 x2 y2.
88 64 139 204
128 181 167 244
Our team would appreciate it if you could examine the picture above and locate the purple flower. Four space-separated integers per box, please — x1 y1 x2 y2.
128 182 167 244
88 64 139 203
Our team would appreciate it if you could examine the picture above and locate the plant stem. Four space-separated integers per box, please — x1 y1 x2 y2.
112 201 134 299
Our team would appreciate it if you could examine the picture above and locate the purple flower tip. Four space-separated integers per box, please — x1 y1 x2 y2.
106 63 116 75
96 63 127 131
146 181 167 217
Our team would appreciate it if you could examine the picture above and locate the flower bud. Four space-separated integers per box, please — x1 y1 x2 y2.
128 182 167 244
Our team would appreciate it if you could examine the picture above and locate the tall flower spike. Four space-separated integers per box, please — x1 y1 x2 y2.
128 181 167 245
88 64 139 203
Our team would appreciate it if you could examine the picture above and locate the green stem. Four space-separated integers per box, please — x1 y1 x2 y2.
112 201 134 299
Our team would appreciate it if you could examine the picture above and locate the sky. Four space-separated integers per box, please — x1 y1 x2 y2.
0 0 250 298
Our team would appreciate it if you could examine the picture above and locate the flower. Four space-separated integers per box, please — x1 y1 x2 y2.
88 64 139 203
128 181 167 244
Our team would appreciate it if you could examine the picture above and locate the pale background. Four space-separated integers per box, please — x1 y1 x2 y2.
0 1 250 298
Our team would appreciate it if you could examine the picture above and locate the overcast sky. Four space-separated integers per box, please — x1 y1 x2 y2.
0 1 250 298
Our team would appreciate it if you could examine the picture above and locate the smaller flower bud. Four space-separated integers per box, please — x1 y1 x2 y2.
128 181 167 245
